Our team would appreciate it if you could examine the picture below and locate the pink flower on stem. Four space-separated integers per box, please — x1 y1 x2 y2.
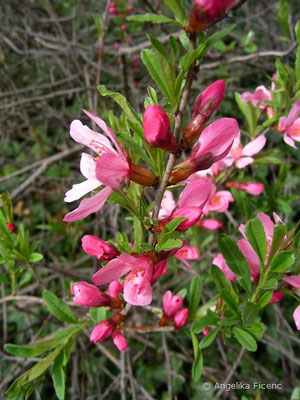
143 105 177 151
283 274 300 288
93 254 154 306
170 118 239 184
226 181 265 196
241 86 272 110
213 253 236 282
64 110 130 222
71 281 110 307
224 133 266 169
189 0 235 31
203 180 234 214
163 290 184 318
182 80 226 146
278 100 300 149
174 308 189 329
196 219 223 230
81 235 119 261
158 179 211 232
90 319 115 343
237 239 260 281
174 245 200 268
112 331 128 351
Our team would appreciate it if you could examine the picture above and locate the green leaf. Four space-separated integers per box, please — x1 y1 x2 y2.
192 314 219 333
163 217 186 233
98 85 141 127
117 132 153 168
242 302 258 327
232 327 257 352
245 218 268 264
148 34 170 60
28 252 43 263
221 289 240 314
5 326 80 358
127 13 177 24
218 234 251 288
177 288 187 299
141 49 176 104
199 328 219 349
268 223 287 263
43 290 78 324
89 307 107 324
158 238 182 252
192 350 203 382
205 25 236 49
52 356 65 400
262 278 278 289
270 251 295 272
211 264 229 291
164 0 185 23
235 92 254 135
189 277 202 318
244 322 266 340
257 291 273 309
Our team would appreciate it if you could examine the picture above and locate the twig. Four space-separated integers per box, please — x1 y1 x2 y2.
120 351 127 400
162 333 173 400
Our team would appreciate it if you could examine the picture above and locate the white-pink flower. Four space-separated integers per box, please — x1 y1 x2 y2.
224 133 266 169
174 245 200 268
241 86 272 110
203 180 233 215
64 110 129 222
278 100 300 149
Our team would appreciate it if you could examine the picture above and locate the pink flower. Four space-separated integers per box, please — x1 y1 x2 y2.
174 245 200 268
237 239 260 281
293 305 300 330
6 222 17 233
283 274 300 289
64 110 130 222
93 254 154 306
108 281 124 299
163 291 184 318
121 24 127 31
202 328 210 336
158 179 211 232
71 281 110 307
143 105 177 151
269 291 284 305
226 181 264 196
203 181 233 214
196 219 223 230
170 118 239 184
174 308 189 329
112 331 128 351
224 133 266 169
113 42 120 51
213 253 236 282
90 319 115 343
189 0 235 31
182 80 226 145
241 86 272 109
151 260 168 284
81 235 119 261
158 190 176 219
278 100 300 149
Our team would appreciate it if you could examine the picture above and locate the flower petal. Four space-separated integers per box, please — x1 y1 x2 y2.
242 135 266 157
96 153 129 188
93 257 132 286
64 179 101 203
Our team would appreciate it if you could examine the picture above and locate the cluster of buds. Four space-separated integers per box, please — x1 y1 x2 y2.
109 0 133 17
159 291 189 329
90 314 128 351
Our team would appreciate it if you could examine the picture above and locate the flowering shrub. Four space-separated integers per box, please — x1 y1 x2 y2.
1 1 300 399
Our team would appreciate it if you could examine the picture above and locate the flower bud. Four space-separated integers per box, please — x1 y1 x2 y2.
143 105 178 151
174 308 189 329
81 235 119 261
112 331 128 351
189 0 235 32
269 291 284 305
202 328 210 336
108 281 124 299
225 181 264 196
196 219 223 230
71 282 110 307
163 290 184 318
169 206 203 232
90 319 115 343
6 222 17 233
129 163 158 186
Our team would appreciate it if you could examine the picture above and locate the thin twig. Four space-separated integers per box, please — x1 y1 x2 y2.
162 333 173 400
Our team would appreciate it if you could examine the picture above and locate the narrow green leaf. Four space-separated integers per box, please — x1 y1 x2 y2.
43 290 78 324
164 0 185 23
221 289 240 314
192 314 219 334
163 217 186 233
89 307 107 324
205 25 236 48
242 302 258 327
189 277 202 318
127 13 177 24
158 238 182 252
117 132 153 168
28 253 43 263
192 350 203 382
199 328 219 349
52 358 65 400
270 251 295 272
244 322 266 339
257 291 273 309
245 218 268 264
233 327 257 352
211 264 229 291
268 223 287 263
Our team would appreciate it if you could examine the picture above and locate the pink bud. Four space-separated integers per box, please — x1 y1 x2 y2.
143 105 177 151
126 6 133 14
90 319 115 343
202 328 210 336
71 282 110 307
174 308 189 329
269 291 284 305
196 219 223 230
112 331 128 351
108 281 124 299
226 181 265 196
169 206 202 232
113 42 120 51
163 290 184 318
6 222 17 233
189 0 235 31
121 24 127 31
81 235 119 261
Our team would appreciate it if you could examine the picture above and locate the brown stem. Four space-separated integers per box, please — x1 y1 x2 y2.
148 34 198 245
